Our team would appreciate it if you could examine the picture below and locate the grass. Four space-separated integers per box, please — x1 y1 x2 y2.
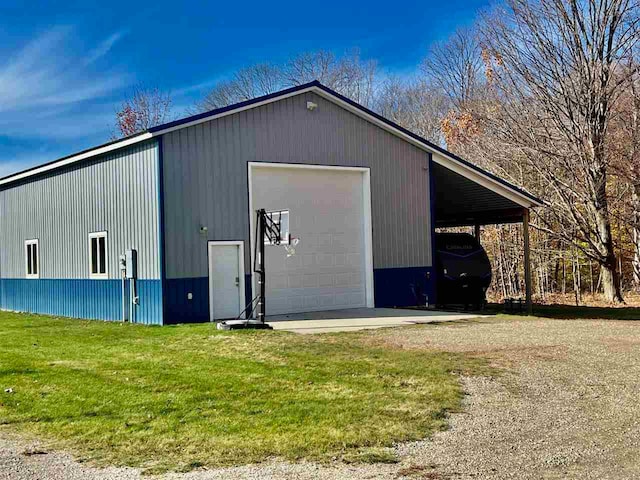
0 312 486 473
483 303 640 321
526 303 640 320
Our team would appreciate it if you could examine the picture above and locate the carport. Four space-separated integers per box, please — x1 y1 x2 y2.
429 158 543 313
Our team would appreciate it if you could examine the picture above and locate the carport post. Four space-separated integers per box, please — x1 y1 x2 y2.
523 209 533 314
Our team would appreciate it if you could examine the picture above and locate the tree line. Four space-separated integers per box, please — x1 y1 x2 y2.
114 0 640 304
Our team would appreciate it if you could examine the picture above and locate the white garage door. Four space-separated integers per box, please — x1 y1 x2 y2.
250 164 372 315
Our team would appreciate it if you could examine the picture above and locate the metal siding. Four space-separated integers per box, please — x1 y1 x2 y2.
0 279 162 324
162 92 432 280
0 141 160 280
0 141 162 325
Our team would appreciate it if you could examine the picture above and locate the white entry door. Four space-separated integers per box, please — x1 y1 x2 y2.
208 242 245 321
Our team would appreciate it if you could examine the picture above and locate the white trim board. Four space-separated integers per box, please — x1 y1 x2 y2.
88 231 108 279
0 88 315 188
0 84 541 210
0 133 153 186
24 238 40 279
248 162 375 315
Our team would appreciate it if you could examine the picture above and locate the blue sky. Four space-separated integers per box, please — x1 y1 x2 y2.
0 0 489 177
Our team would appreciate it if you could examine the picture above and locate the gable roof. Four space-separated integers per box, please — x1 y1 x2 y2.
0 81 542 207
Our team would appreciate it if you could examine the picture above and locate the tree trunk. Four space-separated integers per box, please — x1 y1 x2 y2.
601 260 623 304
592 163 624 303
572 253 580 306
633 183 640 292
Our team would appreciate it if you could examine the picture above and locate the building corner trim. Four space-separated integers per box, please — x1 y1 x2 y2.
157 136 167 325
428 152 437 305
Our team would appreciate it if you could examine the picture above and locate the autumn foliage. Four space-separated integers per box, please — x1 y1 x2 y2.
114 87 172 138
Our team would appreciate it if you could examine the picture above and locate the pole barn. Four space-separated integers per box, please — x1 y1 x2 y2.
0 81 541 324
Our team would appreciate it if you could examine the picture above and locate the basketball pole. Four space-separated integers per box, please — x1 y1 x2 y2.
217 208 273 330
256 208 267 324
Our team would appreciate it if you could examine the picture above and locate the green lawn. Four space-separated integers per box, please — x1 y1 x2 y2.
0 312 486 473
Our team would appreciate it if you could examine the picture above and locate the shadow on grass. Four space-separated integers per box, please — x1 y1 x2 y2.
482 303 640 321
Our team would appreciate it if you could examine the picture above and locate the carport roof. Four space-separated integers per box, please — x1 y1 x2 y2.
0 81 543 213
432 162 528 227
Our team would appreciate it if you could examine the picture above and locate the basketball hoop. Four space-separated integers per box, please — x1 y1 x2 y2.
283 237 300 257
224 208 305 329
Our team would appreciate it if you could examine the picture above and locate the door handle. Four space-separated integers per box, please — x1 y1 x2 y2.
235 276 240 287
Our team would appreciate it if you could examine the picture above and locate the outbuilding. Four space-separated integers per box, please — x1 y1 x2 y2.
0 81 541 325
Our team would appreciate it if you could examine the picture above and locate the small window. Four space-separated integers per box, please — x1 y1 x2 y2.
25 239 39 279
265 210 290 245
89 232 108 278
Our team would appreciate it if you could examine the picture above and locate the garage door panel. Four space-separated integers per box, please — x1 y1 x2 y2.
316 253 334 267
285 255 303 269
272 284 363 297
270 273 289 289
252 166 369 315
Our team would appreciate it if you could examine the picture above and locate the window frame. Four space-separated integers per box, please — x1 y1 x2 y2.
24 239 40 279
88 231 108 279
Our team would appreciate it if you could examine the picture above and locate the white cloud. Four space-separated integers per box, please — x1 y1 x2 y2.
0 108 114 140
84 31 126 66
0 27 133 178
0 27 130 114
171 78 221 98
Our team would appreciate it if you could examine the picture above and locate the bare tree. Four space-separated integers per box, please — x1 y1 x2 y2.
422 27 485 110
376 77 448 144
195 49 378 111
479 0 640 303
196 64 284 111
113 87 172 138
284 49 378 107
610 61 640 290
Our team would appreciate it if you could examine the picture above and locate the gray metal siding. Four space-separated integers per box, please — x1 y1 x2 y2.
0 140 160 280
162 92 432 279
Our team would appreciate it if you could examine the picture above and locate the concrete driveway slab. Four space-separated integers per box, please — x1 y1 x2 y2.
267 308 484 333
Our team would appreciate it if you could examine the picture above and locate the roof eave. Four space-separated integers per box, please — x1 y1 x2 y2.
0 79 543 210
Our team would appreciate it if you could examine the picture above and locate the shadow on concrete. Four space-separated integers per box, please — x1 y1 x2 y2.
267 307 488 322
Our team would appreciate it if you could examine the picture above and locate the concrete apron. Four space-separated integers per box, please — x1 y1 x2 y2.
267 308 486 334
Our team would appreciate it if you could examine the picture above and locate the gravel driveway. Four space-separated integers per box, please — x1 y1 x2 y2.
2 316 639 479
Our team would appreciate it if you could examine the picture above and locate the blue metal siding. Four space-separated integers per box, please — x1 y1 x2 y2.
0 279 162 325
373 267 435 308
163 274 253 324
164 277 209 324
0 140 163 324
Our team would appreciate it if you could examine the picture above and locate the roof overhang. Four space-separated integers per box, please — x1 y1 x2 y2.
309 86 542 209
0 81 543 210
431 161 529 227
